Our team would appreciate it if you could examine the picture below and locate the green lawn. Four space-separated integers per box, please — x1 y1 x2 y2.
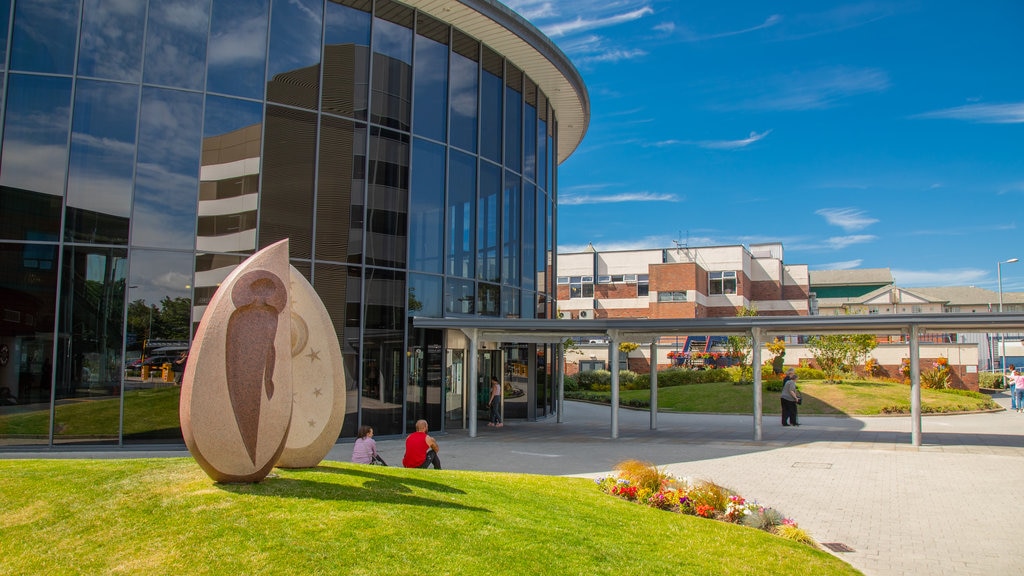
579 380 998 415
0 459 860 576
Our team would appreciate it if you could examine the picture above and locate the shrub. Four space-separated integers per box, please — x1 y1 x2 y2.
763 379 784 392
979 372 1003 389
742 506 785 530
562 374 579 392
614 459 668 492
920 367 949 389
619 370 643 390
576 370 611 391
774 523 817 546
635 368 733 388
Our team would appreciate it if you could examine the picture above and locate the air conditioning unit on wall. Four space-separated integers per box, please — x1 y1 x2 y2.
579 310 594 319
557 311 571 319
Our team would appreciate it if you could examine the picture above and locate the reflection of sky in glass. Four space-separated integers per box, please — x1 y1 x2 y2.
373 18 412 64
128 250 194 307
267 0 322 77
0 74 72 196
450 52 478 149
324 1 370 46
144 0 211 90
412 36 447 141
133 88 203 250
207 0 269 99
10 0 79 74
0 0 11 71
66 80 138 218
204 95 263 137
407 273 441 317
78 0 145 82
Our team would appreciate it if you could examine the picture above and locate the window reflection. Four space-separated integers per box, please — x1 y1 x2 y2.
124 250 194 443
365 127 409 268
267 0 323 109
133 88 203 250
371 16 412 130
478 282 499 316
502 171 520 287
447 150 475 278
316 116 366 264
521 182 535 291
412 16 449 142
446 277 474 315
0 75 72 203
0 0 10 71
362 267 404 435
144 0 211 91
478 161 500 283
54 245 127 445
0 242 58 445
260 105 317 259
313 262 360 438
501 285 519 318
450 32 479 153
480 48 503 164
198 96 263 254
192 253 245 327
407 273 441 318
409 138 444 274
504 67 523 171
10 0 80 74
207 0 269 99
323 0 371 120
66 80 138 245
78 0 145 82
524 88 537 181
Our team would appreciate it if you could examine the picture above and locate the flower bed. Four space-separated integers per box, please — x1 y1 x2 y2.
596 460 815 546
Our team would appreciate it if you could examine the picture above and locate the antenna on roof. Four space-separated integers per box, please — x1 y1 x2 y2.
672 231 690 252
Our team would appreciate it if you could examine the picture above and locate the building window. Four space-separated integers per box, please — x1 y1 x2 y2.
569 276 593 298
912 306 922 314
637 274 649 297
709 271 736 295
657 291 686 302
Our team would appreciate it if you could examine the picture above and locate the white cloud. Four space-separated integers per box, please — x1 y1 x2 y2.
698 130 772 150
541 7 654 38
679 14 782 42
816 208 878 231
815 259 863 270
727 66 890 111
559 191 679 205
892 268 989 287
825 235 876 250
913 102 1024 124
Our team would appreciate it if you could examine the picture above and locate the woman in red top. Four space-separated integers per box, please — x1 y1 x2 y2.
402 419 442 469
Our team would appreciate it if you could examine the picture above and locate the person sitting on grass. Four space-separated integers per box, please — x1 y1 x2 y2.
402 419 441 469
351 425 384 465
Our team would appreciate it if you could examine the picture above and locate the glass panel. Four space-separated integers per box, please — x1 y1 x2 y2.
524 100 537 181
361 267 404 436
0 242 58 446
412 24 448 142
408 138 444 273
521 182 535 291
78 0 146 82
370 16 412 130
323 0 371 120
267 0 323 109
123 250 193 443
503 343 529 418
192 252 244 327
477 282 499 316
480 64 502 163
144 0 212 91
207 0 269 99
446 150 475 278
538 104 548 191
536 187 546 294
406 328 442 432
504 70 522 171
54 245 127 445
312 262 360 438
132 87 203 250
502 171 520 287
0 0 11 71
259 105 317 259
316 116 366 264
500 285 519 318
0 74 71 241
10 0 80 74
445 277 474 315
365 126 409 268
477 161 499 282
65 80 138 245
449 39 478 153
407 272 441 318
198 96 263 254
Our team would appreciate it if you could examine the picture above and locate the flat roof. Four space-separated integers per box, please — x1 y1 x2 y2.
404 0 589 163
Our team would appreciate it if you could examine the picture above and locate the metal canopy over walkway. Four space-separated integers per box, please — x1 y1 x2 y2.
413 313 1024 444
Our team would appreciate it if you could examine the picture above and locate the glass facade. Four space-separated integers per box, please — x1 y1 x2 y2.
0 0 570 446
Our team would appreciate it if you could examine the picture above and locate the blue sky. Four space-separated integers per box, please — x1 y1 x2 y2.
506 1 1024 291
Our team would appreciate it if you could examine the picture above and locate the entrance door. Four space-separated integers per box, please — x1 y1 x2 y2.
476 350 501 424
444 349 465 430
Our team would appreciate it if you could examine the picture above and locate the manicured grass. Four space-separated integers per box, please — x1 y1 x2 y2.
0 459 860 576
584 380 998 415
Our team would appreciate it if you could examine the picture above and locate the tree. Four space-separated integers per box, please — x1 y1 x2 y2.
767 337 786 375
846 334 878 368
727 306 758 383
807 334 853 383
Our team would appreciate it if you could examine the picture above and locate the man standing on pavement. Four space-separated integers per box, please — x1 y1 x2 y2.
402 419 442 469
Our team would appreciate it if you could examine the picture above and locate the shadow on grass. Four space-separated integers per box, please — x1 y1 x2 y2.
215 463 490 512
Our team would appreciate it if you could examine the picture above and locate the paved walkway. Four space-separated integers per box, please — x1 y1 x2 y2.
5 393 1023 575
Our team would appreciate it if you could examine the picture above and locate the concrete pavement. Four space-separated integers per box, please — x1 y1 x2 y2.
5 392 1022 576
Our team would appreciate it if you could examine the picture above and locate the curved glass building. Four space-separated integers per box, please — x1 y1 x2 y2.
0 0 588 446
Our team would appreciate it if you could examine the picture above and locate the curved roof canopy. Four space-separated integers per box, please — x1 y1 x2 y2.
404 0 589 163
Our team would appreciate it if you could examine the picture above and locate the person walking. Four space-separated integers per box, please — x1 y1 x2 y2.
1013 369 1024 413
488 377 503 427
1008 364 1018 411
781 368 802 427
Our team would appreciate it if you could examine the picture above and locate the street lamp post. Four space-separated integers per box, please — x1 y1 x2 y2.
997 258 1019 383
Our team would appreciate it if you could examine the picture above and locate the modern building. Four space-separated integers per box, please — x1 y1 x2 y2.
0 0 588 447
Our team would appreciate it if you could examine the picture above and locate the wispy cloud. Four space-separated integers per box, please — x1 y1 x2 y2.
559 191 680 205
776 2 899 41
677 14 782 42
892 268 989 287
913 102 1024 124
540 7 654 38
816 208 878 231
698 130 772 150
724 66 890 111
815 259 863 270
825 235 876 250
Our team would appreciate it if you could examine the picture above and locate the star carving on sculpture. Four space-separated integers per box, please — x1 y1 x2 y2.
308 418 317 428
306 348 320 362
313 387 323 398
